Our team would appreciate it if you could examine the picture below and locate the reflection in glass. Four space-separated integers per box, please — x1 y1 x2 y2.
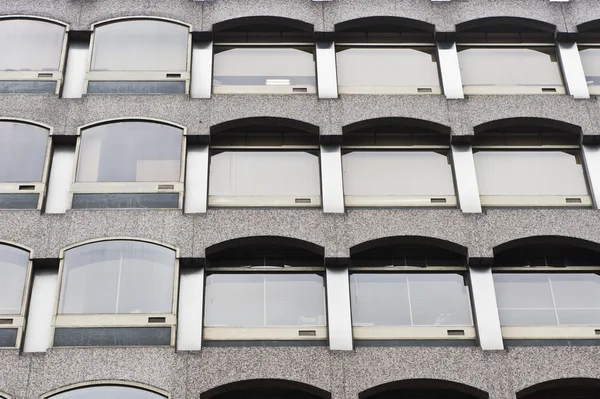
350 273 473 326
580 47 600 91
59 241 175 314
209 151 320 196
494 273 600 326
49 386 165 399
204 274 326 327
77 122 182 183
336 48 440 91
474 151 588 196
0 121 48 182
91 20 188 71
0 244 29 315
343 151 455 196
0 19 65 71
458 47 563 87
213 48 316 87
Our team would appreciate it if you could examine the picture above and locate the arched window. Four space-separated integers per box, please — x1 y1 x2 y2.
201 380 330 399
518 378 600 399
342 119 455 207
0 243 31 348
456 18 563 95
45 384 167 399
212 17 316 94
71 120 185 209
0 17 67 94
87 18 190 94
0 120 50 209
492 237 600 339
335 17 440 95
361 380 488 399
53 240 178 347
349 237 474 340
472 121 590 207
208 119 321 207
204 237 326 341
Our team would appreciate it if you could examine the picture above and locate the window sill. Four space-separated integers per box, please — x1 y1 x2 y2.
54 313 176 327
463 85 566 95
208 195 321 207
345 195 456 207
212 85 316 95
0 183 45 210
501 326 600 339
480 195 592 207
353 326 476 340
203 326 327 341
338 85 442 95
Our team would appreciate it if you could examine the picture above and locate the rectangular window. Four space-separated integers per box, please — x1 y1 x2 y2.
579 46 600 95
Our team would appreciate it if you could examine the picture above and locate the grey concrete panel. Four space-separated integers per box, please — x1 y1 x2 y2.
563 1 600 32
0 350 31 399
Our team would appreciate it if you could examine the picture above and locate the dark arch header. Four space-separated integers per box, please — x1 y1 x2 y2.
201 379 331 399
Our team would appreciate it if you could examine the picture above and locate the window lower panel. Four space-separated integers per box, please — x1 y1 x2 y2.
71 193 180 209
0 328 18 347
53 327 172 347
0 80 57 94
87 81 186 94
0 193 40 209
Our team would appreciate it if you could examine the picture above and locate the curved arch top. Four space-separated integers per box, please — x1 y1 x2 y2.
578 19 600 33
0 15 69 29
335 16 434 33
493 235 600 258
213 16 313 33
78 118 186 134
518 378 600 398
456 17 556 33
41 380 169 399
201 379 330 399
350 236 468 258
343 117 451 136
473 117 582 135
210 117 319 136
91 16 191 30
360 379 488 399
206 236 325 258
59 237 178 257
0 240 33 255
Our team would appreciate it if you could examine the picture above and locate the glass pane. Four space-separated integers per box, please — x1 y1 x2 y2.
342 151 455 196
458 47 563 87
213 48 316 87
77 121 182 183
204 273 326 327
53 327 171 347
336 48 440 88
49 385 165 398
580 48 600 89
209 151 321 196
59 241 175 314
0 244 29 315
91 20 188 71
493 273 557 326
0 121 48 182
0 19 65 71
551 274 600 325
0 81 57 94
87 81 186 94
350 274 411 326
71 193 180 209
474 151 588 196
0 193 40 209
0 329 17 347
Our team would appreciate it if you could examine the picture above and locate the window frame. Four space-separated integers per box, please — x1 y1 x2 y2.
70 118 187 210
492 265 600 339
349 265 476 340
41 381 170 399
84 17 192 95
0 241 33 349
212 42 317 95
208 141 322 208
0 119 52 210
472 142 592 207
335 42 442 95
51 238 180 348
577 43 600 96
342 143 457 207
457 42 565 95
0 15 69 95
203 265 327 341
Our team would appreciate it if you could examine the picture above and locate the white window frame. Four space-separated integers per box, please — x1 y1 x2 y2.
0 119 52 210
0 241 33 349
473 143 592 207
212 43 317 95
41 381 170 399
203 266 327 341
457 42 566 95
577 43 600 96
349 266 476 340
70 118 187 210
208 143 322 208
0 16 69 95
84 17 192 95
342 144 457 207
335 42 442 95
493 266 600 340
51 238 180 348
